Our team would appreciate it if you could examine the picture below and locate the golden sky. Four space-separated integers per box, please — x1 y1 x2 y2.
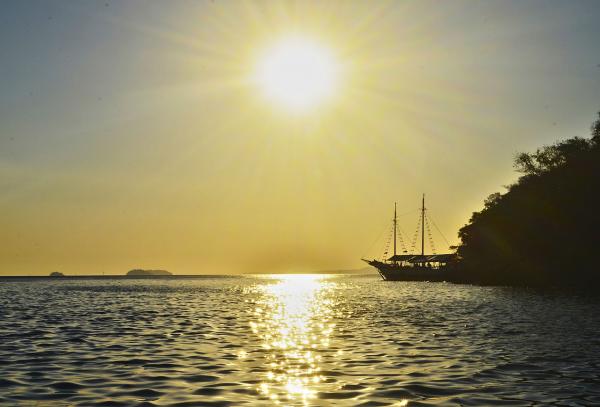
1 1 600 275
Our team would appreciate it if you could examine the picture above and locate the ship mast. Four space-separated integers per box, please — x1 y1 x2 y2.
421 194 425 257
393 202 397 258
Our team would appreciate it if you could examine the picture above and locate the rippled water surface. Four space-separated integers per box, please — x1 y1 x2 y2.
1 275 600 406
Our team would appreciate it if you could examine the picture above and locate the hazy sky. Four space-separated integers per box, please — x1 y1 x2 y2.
1 0 599 275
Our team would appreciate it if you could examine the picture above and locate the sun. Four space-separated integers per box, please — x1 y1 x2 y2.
255 37 339 112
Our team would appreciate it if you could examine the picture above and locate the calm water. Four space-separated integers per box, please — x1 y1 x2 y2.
1 275 599 406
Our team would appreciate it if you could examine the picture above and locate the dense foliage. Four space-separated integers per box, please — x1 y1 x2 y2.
454 112 600 286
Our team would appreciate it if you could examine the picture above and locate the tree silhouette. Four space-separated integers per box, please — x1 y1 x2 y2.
454 112 600 286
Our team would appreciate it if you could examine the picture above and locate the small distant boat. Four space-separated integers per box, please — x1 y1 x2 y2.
363 195 455 281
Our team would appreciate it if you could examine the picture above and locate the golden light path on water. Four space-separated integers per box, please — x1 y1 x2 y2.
248 275 337 405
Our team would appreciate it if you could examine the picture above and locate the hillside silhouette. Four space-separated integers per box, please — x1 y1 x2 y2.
454 112 600 286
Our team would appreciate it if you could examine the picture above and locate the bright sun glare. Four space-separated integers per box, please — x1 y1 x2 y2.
256 37 339 112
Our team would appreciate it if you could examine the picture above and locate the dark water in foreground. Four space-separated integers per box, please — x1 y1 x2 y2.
1 275 600 406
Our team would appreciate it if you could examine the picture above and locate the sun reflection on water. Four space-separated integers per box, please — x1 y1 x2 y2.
249 274 337 404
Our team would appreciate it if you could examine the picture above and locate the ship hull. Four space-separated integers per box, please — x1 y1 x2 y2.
366 260 449 282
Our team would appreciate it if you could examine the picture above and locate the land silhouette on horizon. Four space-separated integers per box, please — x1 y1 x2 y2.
126 269 173 276
250 267 377 275
450 112 600 287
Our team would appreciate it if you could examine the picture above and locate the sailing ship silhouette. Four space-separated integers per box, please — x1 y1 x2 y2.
363 195 455 281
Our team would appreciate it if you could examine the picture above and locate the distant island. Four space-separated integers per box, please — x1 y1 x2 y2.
126 269 172 276
315 267 376 275
49 271 65 277
452 112 600 287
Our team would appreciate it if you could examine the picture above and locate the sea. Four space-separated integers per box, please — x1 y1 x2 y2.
1 274 599 406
